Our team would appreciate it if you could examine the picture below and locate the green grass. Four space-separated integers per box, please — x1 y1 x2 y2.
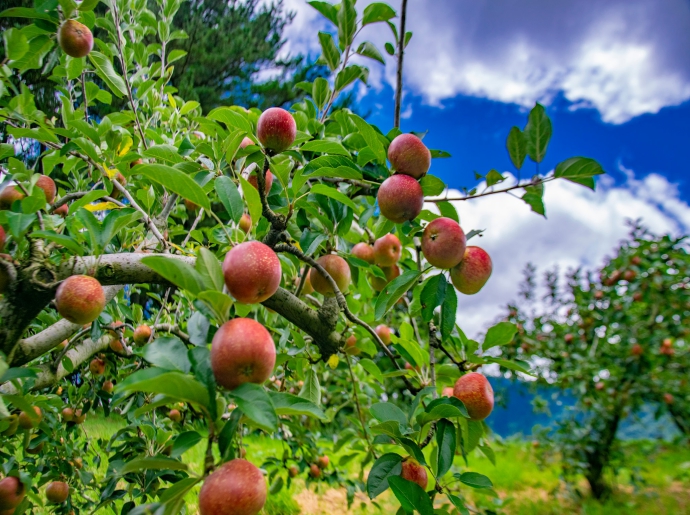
82 417 690 514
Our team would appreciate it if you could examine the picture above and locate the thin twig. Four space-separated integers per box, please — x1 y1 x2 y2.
346 353 377 459
393 0 408 129
427 176 554 203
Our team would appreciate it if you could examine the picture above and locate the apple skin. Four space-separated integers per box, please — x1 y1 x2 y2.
0 476 25 510
630 344 643 357
450 247 492 295
316 456 329 469
90 358 105 376
373 233 402 266
211 318 276 390
564 334 574 344
370 265 400 292
442 386 454 397
421 217 466 269
239 137 254 149
309 464 321 478
375 325 391 345
377 174 423 224
309 255 351 296
73 409 86 424
109 337 125 354
299 272 314 295
247 170 274 195
102 380 114 393
55 275 106 325
401 458 428 490
344 335 359 355
46 481 69 504
453 372 494 421
256 108 296 152
18 406 42 430
58 20 93 58
133 325 152 345
198 459 266 515
663 393 674 405
388 134 431 180
184 199 199 211
351 242 375 264
169 409 182 423
288 465 299 478
239 213 252 234
36 175 56 204
62 408 75 422
222 241 281 304
0 185 25 210
54 203 69 217
0 226 5 252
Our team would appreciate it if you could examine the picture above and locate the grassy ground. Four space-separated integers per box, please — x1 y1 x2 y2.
82 416 690 514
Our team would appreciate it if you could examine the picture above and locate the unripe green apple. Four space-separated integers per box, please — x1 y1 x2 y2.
388 133 431 179
198 459 266 515
309 254 351 296
45 481 69 504
421 217 466 269
373 233 401 266
256 108 296 152
377 174 423 223
55 275 106 325
58 20 93 58
351 242 375 264
450 246 492 295
453 372 494 421
400 458 428 489
18 406 42 429
222 241 281 304
211 318 276 390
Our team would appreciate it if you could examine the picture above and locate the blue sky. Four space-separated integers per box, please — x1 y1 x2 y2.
280 0 690 336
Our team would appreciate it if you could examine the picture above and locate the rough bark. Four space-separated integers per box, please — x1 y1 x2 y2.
584 407 623 499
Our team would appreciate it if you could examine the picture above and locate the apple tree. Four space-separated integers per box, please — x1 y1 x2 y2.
501 224 689 498
0 0 606 514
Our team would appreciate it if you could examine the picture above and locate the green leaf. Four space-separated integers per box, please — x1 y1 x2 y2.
447 493 470 515
367 453 403 498
421 274 447 323
88 52 127 98
370 402 408 426
310 183 357 210
435 418 456 478
385 42 395 55
506 126 527 170
363 3 396 25
418 398 469 426
374 270 423 320
141 255 205 296
299 369 321 406
554 157 604 190
420 175 445 197
436 201 458 223
229 383 278 432
308 1 338 25
117 369 210 409
207 107 252 133
29 230 83 256
130 163 210 210
196 247 224 292
142 144 184 164
3 28 28 61
318 31 340 71
350 114 386 164
141 337 191 373
269 392 327 420
303 155 358 175
522 183 545 217
337 0 357 48
9 35 53 73
197 292 233 323
214 176 243 224
239 176 262 226
356 41 385 64
170 431 203 458
4 212 36 241
217 409 242 460
159 477 201 504
485 357 533 375
78 0 101 11
0 7 59 23
0 144 15 161
120 457 187 475
358 358 384 383
300 140 350 156
393 338 428 369
312 77 331 110
335 65 368 91
523 103 552 163
483 322 517 352
485 170 505 187
388 476 433 515
456 471 493 489
440 287 457 342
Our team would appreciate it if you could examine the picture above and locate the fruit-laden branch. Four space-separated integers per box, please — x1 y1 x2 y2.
8 286 123 366
0 331 114 395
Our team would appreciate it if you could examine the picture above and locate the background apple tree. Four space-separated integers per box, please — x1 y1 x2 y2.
500 223 689 499
0 0 605 514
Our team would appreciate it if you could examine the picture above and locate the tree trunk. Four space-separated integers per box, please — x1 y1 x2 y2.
584 408 622 499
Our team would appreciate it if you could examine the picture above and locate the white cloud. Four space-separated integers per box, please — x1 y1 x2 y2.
279 0 690 124
431 170 690 338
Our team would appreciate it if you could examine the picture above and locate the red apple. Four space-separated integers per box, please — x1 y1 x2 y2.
222 241 281 304
442 386 454 397
89 357 105 376
247 170 274 195
55 275 106 325
370 264 400 291
316 456 329 469
309 464 321 478
377 174 423 223
199 459 266 515
421 217 466 269
623 270 636 282
387 134 431 179
0 185 25 210
54 203 69 217
169 409 182 423
630 344 643 356
240 137 255 149
375 325 391 345
102 380 114 393
564 333 574 343
133 325 152 345
344 335 359 355
109 337 125 354
45 481 69 504
211 318 276 390
373 234 402 266
663 393 674 405
239 213 252 233
351 242 375 264
0 476 24 510
450 246 492 295
400 458 428 490
58 20 93 58
288 465 299 478
18 406 42 430
453 372 494 421
36 175 56 204
256 108 296 152
0 226 5 252
631 256 641 265
73 409 86 424
309 254 351 296
633 292 643 302
62 407 75 423
595 381 605 391
594 290 604 300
